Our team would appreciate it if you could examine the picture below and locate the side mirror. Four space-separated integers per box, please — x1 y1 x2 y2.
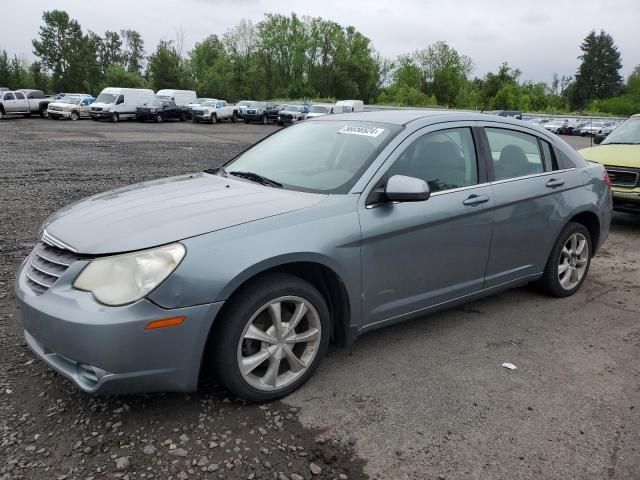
385 175 431 202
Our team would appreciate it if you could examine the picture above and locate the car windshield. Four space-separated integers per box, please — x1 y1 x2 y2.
60 96 82 104
147 99 165 107
248 102 264 108
96 93 117 104
221 121 400 194
238 101 251 107
602 117 640 144
310 105 331 114
193 98 210 104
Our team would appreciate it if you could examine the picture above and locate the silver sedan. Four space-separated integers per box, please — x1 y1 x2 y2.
15 110 612 402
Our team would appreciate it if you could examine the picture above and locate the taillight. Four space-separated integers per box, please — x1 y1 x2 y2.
603 170 612 189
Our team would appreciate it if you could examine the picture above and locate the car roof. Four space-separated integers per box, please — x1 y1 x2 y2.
312 109 525 126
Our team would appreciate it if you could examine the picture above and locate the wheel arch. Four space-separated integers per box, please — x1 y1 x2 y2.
567 210 600 256
217 256 353 346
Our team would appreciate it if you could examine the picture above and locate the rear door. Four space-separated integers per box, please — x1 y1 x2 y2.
479 124 578 286
358 123 494 329
13 92 29 112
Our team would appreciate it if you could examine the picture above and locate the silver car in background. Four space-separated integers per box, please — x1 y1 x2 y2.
15 111 612 402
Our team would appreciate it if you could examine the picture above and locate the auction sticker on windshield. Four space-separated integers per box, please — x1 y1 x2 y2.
338 125 385 137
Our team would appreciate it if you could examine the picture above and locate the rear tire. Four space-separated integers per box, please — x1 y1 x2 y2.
231 111 238 122
537 222 592 297
212 273 330 402
262 114 268 125
192 118 198 123
39 108 48 119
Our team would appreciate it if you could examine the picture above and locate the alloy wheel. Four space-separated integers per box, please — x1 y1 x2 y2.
558 232 589 290
236 296 321 392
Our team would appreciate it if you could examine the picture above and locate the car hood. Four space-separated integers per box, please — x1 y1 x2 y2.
48 102 75 109
580 145 640 168
44 172 326 255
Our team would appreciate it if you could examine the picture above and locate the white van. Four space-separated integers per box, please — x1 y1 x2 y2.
155 89 197 106
89 87 156 122
335 99 364 113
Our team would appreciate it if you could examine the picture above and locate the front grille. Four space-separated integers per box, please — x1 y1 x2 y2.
247 109 257 114
281 114 292 119
606 168 639 187
25 242 80 294
91 106 103 112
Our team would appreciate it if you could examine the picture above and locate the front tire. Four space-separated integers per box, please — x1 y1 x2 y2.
111 112 119 123
231 111 238 122
262 114 268 125
213 273 330 402
39 108 48 119
155 114 163 123
538 222 592 297
70 111 79 121
210 114 217 124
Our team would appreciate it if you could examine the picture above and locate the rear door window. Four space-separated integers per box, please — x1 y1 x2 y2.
14 92 25 100
485 128 544 181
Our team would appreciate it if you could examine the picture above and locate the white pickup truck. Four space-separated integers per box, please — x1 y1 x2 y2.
0 90 53 119
191 99 238 124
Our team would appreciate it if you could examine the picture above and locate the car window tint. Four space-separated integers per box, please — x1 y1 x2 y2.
4 93 15 100
540 140 557 171
486 128 544 181
14 92 25 100
387 127 478 192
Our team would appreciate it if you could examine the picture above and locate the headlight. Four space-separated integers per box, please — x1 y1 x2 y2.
73 243 186 306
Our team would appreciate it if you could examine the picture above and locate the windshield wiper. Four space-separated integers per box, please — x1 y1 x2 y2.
228 170 283 188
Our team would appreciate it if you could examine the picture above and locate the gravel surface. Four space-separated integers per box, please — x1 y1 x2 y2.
1 118 638 480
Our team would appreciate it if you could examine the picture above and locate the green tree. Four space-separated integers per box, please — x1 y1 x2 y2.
32 10 88 91
147 40 191 91
413 41 473 106
570 30 623 109
121 30 145 74
98 30 123 73
100 64 146 90
627 65 640 96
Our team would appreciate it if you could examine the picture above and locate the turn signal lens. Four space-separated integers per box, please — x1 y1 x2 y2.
144 316 185 330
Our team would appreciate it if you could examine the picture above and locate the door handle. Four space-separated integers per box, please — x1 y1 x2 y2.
546 178 565 188
463 194 490 206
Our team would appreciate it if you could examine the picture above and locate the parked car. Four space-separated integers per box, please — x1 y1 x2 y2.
136 99 185 123
89 87 156 122
580 121 605 136
47 95 95 120
241 102 267 124
0 87 9 92
543 122 564 134
594 122 619 144
155 89 197 107
335 99 364 113
236 100 254 118
277 105 307 125
191 99 238 124
182 98 215 119
15 111 611 402
305 104 340 118
0 89 52 119
580 114 640 212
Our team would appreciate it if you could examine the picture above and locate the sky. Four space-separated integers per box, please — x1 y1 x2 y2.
2 0 639 84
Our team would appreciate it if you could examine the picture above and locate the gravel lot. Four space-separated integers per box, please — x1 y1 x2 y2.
1 118 638 480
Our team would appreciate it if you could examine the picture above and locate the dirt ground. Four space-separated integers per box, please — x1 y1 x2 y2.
0 117 638 480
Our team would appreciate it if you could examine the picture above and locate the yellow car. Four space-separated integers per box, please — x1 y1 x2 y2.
580 114 640 212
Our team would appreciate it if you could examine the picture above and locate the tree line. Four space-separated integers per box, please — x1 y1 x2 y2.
1 10 638 116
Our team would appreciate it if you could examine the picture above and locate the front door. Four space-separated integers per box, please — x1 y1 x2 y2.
358 125 494 329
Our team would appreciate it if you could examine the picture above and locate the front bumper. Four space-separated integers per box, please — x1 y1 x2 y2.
15 258 223 394
48 110 72 119
612 187 640 210
192 113 210 121
89 111 113 119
